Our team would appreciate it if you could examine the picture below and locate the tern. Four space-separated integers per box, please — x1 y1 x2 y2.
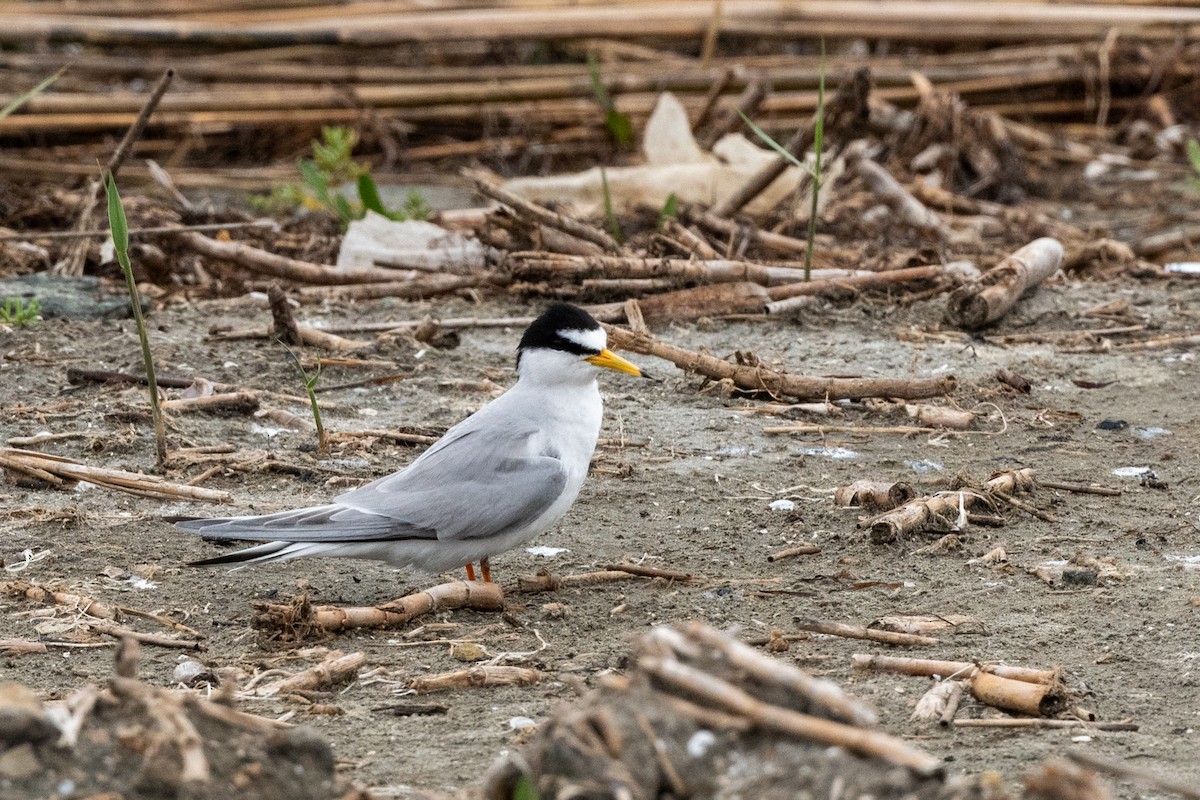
177 303 647 582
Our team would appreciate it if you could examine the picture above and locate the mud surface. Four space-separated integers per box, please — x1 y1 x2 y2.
1 282 1198 797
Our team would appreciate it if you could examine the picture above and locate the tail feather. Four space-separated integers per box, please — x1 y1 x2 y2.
190 541 308 568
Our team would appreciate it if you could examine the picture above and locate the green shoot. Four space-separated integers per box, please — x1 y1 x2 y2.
738 39 826 281
282 343 328 453
511 776 541 800
804 40 827 282
0 66 67 122
0 297 40 325
253 126 429 228
104 173 167 467
1187 138 1200 191
657 192 679 230
600 167 623 244
587 52 633 148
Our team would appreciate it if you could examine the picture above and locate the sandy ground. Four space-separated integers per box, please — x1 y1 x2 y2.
1 280 1198 798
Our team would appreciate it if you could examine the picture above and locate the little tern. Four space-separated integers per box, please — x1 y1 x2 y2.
177 303 647 582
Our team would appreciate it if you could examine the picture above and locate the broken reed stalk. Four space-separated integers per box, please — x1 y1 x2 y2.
409 665 541 693
793 618 938 647
604 324 956 401
4 579 119 620
945 238 1064 329
253 651 367 697
711 67 868 219
682 622 878 728
864 467 1036 542
466 168 623 254
0 448 231 503
852 653 1058 685
252 581 504 633
105 173 167 468
639 655 941 775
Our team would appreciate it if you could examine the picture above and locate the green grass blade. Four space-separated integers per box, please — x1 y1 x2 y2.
105 172 130 253
0 65 67 122
738 111 808 173
1187 138 1200 175
357 173 388 216
657 192 679 230
104 172 166 466
600 166 623 244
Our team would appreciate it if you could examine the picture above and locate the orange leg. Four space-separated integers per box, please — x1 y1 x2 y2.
464 563 477 581
480 558 492 583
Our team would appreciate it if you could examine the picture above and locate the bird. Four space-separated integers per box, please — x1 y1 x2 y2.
176 303 648 584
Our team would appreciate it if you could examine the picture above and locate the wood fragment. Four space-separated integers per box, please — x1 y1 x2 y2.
180 231 403 284
604 563 693 581
4 580 119 620
409 665 541 693
970 669 1063 717
1065 751 1197 799
604 324 956 402
54 68 175 277
252 581 504 633
514 569 636 593
833 480 916 510
86 620 204 651
946 238 1065 329
1040 480 1120 497
794 618 937 647
864 467 1035 543
467 169 622 254
0 448 231 503
639 655 940 775
852 653 1058 685
767 544 821 562
253 651 367 697
682 623 878 728
957 718 1137 732
267 284 301 346
911 678 962 722
160 392 260 414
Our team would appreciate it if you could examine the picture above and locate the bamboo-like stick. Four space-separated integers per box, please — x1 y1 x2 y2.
945 238 1065 329
851 653 1058 685
253 651 367 696
604 324 956 401
0 448 231 503
683 622 879 727
639 655 942 775
408 665 541 693
5 1 1197 48
794 618 938 647
179 231 405 285
3 580 119 620
467 169 623 254
251 581 504 632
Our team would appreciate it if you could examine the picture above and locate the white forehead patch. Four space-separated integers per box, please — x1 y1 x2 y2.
559 326 606 352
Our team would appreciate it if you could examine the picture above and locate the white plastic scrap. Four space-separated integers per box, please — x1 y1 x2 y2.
798 447 860 460
1112 466 1154 479
769 499 796 512
526 546 569 558
336 212 493 271
503 91 804 217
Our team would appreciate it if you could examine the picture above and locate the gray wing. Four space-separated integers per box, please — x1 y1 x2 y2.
178 418 567 545
335 423 568 542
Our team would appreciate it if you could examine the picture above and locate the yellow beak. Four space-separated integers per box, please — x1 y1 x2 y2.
585 348 644 377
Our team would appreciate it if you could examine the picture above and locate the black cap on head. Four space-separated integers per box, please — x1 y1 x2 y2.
518 303 603 363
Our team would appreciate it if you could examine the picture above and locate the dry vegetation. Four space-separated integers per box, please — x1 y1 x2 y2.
2 2 1200 799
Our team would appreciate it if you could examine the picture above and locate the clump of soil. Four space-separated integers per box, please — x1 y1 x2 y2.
0 645 359 800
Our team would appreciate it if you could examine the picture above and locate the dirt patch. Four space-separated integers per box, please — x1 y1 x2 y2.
1 279 1199 797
